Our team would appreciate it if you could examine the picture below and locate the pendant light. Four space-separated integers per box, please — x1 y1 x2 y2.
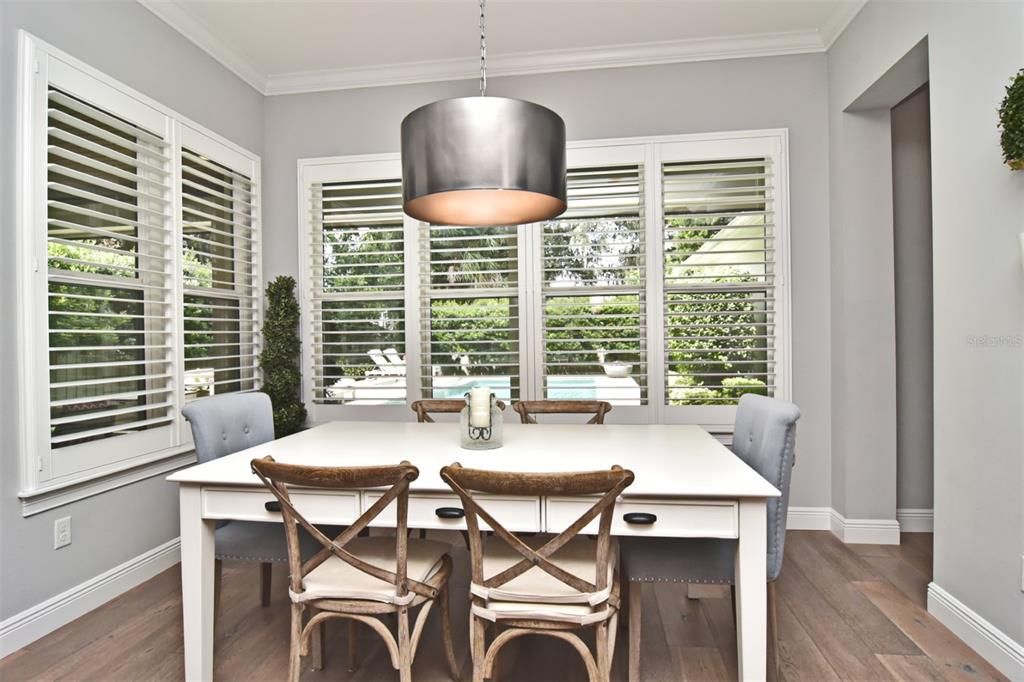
401 0 567 226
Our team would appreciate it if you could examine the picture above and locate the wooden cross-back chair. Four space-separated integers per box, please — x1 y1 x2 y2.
441 463 635 682
512 400 612 425
411 398 507 423
250 457 459 682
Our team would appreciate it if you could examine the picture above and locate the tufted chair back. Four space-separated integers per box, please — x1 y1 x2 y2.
730 393 801 581
182 393 275 463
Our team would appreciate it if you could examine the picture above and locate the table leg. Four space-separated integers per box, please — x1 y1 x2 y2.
180 484 215 681
735 499 767 681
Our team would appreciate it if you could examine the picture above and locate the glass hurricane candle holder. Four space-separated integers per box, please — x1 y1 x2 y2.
459 391 503 450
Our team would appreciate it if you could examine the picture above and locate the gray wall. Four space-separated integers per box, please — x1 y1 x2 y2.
0 1 263 619
828 0 1023 643
891 85 933 512
263 54 834 510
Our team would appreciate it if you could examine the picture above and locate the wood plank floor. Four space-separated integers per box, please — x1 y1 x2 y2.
0 531 1007 681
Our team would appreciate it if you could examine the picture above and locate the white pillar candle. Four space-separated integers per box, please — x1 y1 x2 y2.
469 387 491 428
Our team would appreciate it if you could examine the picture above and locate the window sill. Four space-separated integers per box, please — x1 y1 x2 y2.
18 449 197 517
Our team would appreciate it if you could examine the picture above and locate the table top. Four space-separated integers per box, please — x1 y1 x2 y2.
168 421 780 499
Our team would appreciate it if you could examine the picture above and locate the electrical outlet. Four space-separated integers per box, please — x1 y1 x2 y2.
54 516 71 549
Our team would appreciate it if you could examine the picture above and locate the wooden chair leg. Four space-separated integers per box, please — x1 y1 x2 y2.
288 603 303 682
471 615 487 682
628 582 642 682
311 614 325 671
595 620 610 682
768 581 780 682
260 562 272 607
347 619 359 672
214 559 223 615
398 607 412 682
438 583 461 681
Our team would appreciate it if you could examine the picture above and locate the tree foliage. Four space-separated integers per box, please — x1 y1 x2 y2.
260 276 307 435
998 68 1024 169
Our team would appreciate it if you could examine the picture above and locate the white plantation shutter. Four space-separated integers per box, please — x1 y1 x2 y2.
45 86 175 456
421 224 521 402
541 165 646 404
181 147 260 401
309 178 407 404
662 157 777 406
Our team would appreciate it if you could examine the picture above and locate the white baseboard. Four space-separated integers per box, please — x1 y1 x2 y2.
927 583 1024 681
830 509 901 544
0 537 180 658
896 507 934 533
786 506 832 530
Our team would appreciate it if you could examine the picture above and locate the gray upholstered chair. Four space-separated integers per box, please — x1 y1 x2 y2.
183 392 298 608
620 393 800 682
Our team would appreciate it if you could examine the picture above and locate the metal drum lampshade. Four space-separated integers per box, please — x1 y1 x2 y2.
401 96 567 226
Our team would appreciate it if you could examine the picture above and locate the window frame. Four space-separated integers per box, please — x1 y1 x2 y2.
298 154 420 423
16 32 262 509
298 131 790 429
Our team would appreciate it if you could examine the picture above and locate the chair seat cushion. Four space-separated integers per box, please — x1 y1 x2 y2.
470 536 617 624
620 537 748 585
295 537 450 604
215 521 344 563
479 535 616 602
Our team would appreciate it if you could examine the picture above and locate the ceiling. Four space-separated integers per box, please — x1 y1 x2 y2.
140 0 866 95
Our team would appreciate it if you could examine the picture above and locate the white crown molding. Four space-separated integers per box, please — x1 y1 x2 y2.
139 0 863 97
0 538 180 657
819 0 869 49
137 0 267 93
263 30 826 96
928 583 1024 681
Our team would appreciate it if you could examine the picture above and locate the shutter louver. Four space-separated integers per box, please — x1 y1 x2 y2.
541 165 646 405
181 148 259 401
663 157 776 405
310 178 406 404
421 224 520 402
46 87 174 448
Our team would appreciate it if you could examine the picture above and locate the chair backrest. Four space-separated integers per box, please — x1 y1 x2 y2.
182 392 275 463
730 394 801 581
512 400 612 425
410 399 507 423
441 463 634 605
250 457 438 604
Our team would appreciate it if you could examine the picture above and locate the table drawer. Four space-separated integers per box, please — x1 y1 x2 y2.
202 488 361 525
363 492 542 532
545 498 738 538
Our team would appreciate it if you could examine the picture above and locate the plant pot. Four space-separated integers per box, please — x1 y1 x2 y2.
1008 159 1024 171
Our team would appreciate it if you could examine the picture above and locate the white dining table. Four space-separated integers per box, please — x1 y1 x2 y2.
169 421 780 681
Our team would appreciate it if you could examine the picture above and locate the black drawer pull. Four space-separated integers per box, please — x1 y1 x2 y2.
435 507 465 519
623 512 657 525
264 500 282 513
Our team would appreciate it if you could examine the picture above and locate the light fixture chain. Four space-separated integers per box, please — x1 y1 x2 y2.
479 0 487 96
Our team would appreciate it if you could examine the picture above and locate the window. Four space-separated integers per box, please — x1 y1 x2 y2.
298 132 788 426
181 147 259 401
420 224 522 402
19 35 261 501
662 157 776 405
308 176 407 405
45 87 175 469
541 164 646 405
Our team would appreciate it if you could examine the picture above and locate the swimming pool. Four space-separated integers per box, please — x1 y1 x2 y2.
430 376 615 401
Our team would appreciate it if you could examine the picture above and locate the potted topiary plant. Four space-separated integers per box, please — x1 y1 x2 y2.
998 68 1024 170
260 276 307 436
